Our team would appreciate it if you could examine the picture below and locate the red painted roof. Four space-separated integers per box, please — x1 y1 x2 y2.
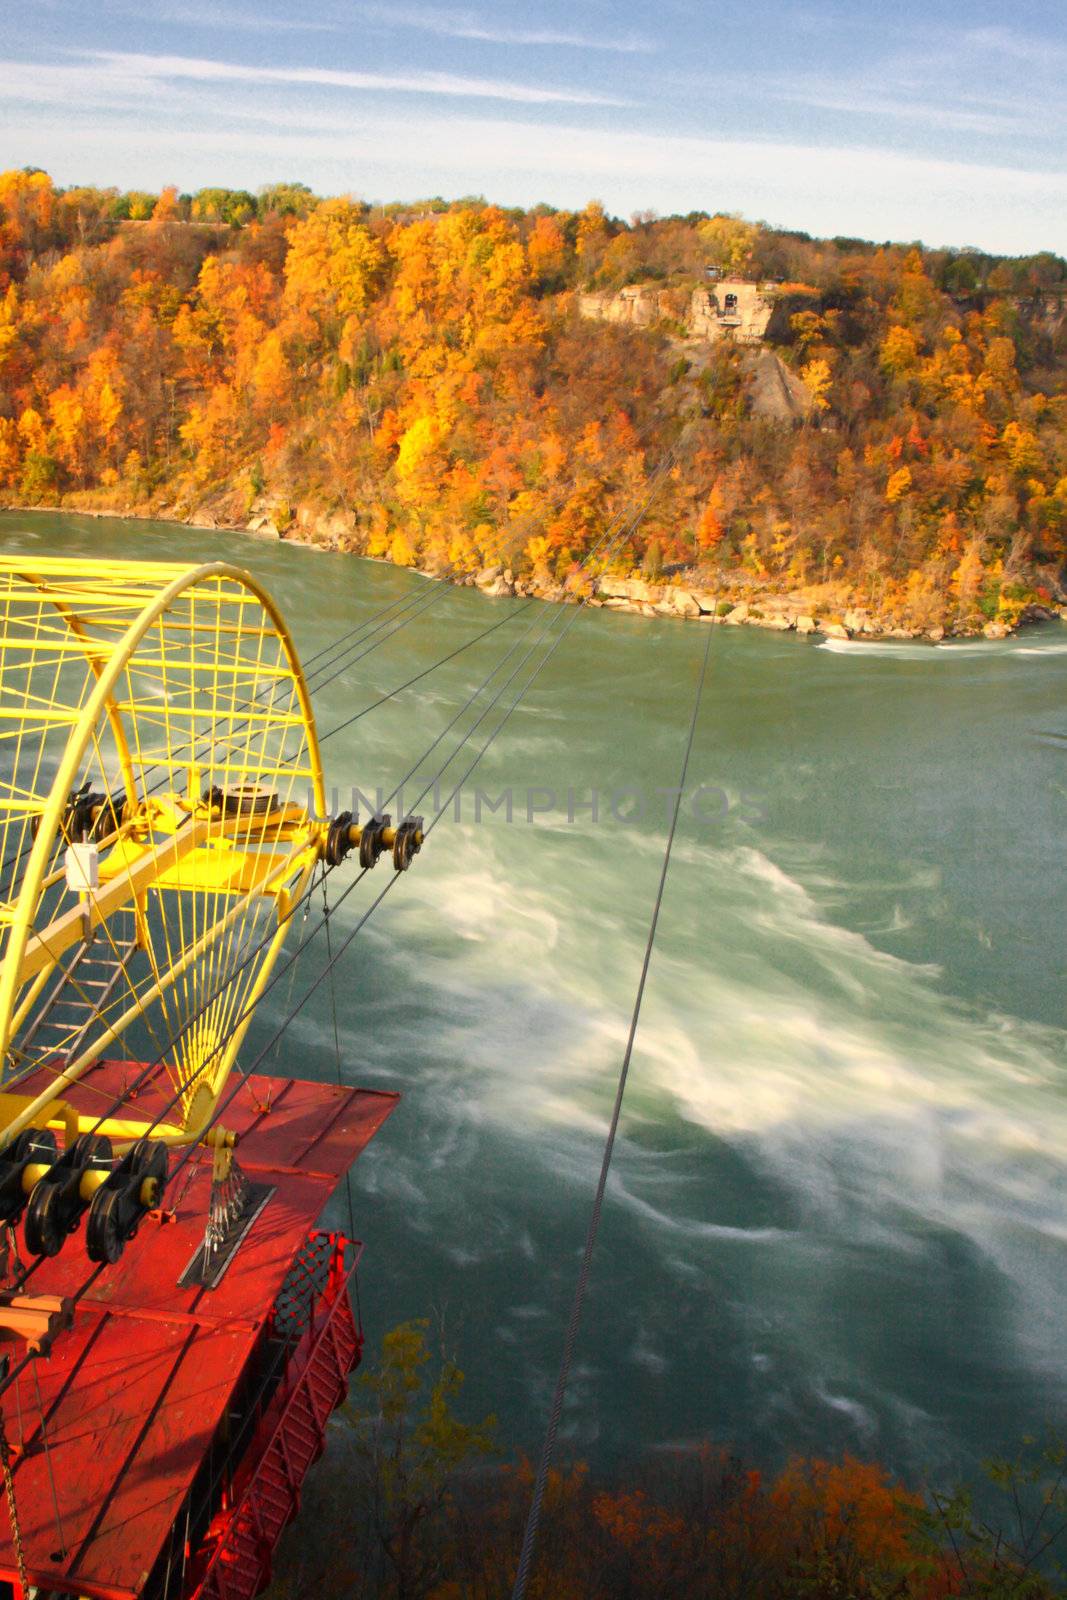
0 1061 398 1599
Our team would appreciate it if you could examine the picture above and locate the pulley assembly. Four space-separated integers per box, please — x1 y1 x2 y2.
324 809 425 872
0 557 429 1277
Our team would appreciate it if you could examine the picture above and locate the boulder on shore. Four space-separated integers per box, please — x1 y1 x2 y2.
593 576 664 605
823 622 849 640
795 615 817 634
724 602 749 625
670 587 701 617
482 575 513 598
1020 603 1058 623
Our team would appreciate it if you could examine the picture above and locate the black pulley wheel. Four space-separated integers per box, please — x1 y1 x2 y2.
24 1180 64 1258
86 1187 125 1265
129 1137 168 1188
24 1132 112 1258
86 1137 169 1265
392 816 424 872
325 811 354 867
359 813 390 868
0 1126 57 1225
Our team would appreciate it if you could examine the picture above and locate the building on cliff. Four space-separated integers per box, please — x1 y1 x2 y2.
688 280 774 343
578 279 775 346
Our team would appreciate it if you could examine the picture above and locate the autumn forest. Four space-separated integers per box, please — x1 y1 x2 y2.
2 168 1067 631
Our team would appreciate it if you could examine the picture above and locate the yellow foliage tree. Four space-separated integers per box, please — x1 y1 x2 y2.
150 186 181 223
699 212 757 274
1001 420 1044 477
283 199 385 327
0 417 20 486
885 465 912 503
879 324 919 376
800 358 833 411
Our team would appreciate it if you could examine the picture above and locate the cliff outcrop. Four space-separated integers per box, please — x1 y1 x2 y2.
578 281 774 346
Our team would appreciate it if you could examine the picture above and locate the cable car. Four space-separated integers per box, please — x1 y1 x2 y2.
0 558 414 1600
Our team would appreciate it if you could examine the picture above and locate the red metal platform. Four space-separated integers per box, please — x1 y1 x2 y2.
0 1060 398 1600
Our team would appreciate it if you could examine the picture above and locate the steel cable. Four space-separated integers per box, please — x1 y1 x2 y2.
509 606 718 1600
62 437 688 1150
151 438 689 1180
0 429 691 1401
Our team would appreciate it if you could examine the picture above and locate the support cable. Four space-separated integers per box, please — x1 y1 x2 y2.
32 1362 66 1563
289 580 448 699
509 611 718 1600
152 440 689 1177
300 582 441 675
67 438 687 1151
0 433 690 1394
321 868 357 1245
317 603 532 745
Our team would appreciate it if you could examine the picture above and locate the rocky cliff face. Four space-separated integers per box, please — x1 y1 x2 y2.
577 284 685 330
577 280 809 423
578 282 774 346
1015 293 1067 343
744 348 816 422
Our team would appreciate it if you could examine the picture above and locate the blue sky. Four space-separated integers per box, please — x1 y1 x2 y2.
1 1 1065 254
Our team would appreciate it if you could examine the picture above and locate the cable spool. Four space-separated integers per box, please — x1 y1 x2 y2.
0 558 328 1159
203 784 280 818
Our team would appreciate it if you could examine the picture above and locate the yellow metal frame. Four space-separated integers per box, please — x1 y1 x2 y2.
0 558 326 1150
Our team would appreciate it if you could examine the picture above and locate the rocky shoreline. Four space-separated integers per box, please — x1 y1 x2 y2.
4 496 1064 643
457 567 1067 640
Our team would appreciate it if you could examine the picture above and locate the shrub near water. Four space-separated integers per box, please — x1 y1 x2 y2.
268 1322 1067 1598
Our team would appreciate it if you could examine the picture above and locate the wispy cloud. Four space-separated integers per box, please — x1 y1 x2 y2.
360 5 655 54
6 81 1064 253
0 57 177 109
149 3 339 29
676 32 1063 143
83 49 629 106
962 25 1067 67
761 77 1024 135
15 0 338 25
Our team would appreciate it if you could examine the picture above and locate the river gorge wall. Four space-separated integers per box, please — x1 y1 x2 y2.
6 494 1062 642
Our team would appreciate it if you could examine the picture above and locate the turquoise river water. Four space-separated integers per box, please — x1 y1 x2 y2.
5 510 1067 1489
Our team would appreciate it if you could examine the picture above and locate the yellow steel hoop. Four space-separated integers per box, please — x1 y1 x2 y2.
0 558 326 1149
